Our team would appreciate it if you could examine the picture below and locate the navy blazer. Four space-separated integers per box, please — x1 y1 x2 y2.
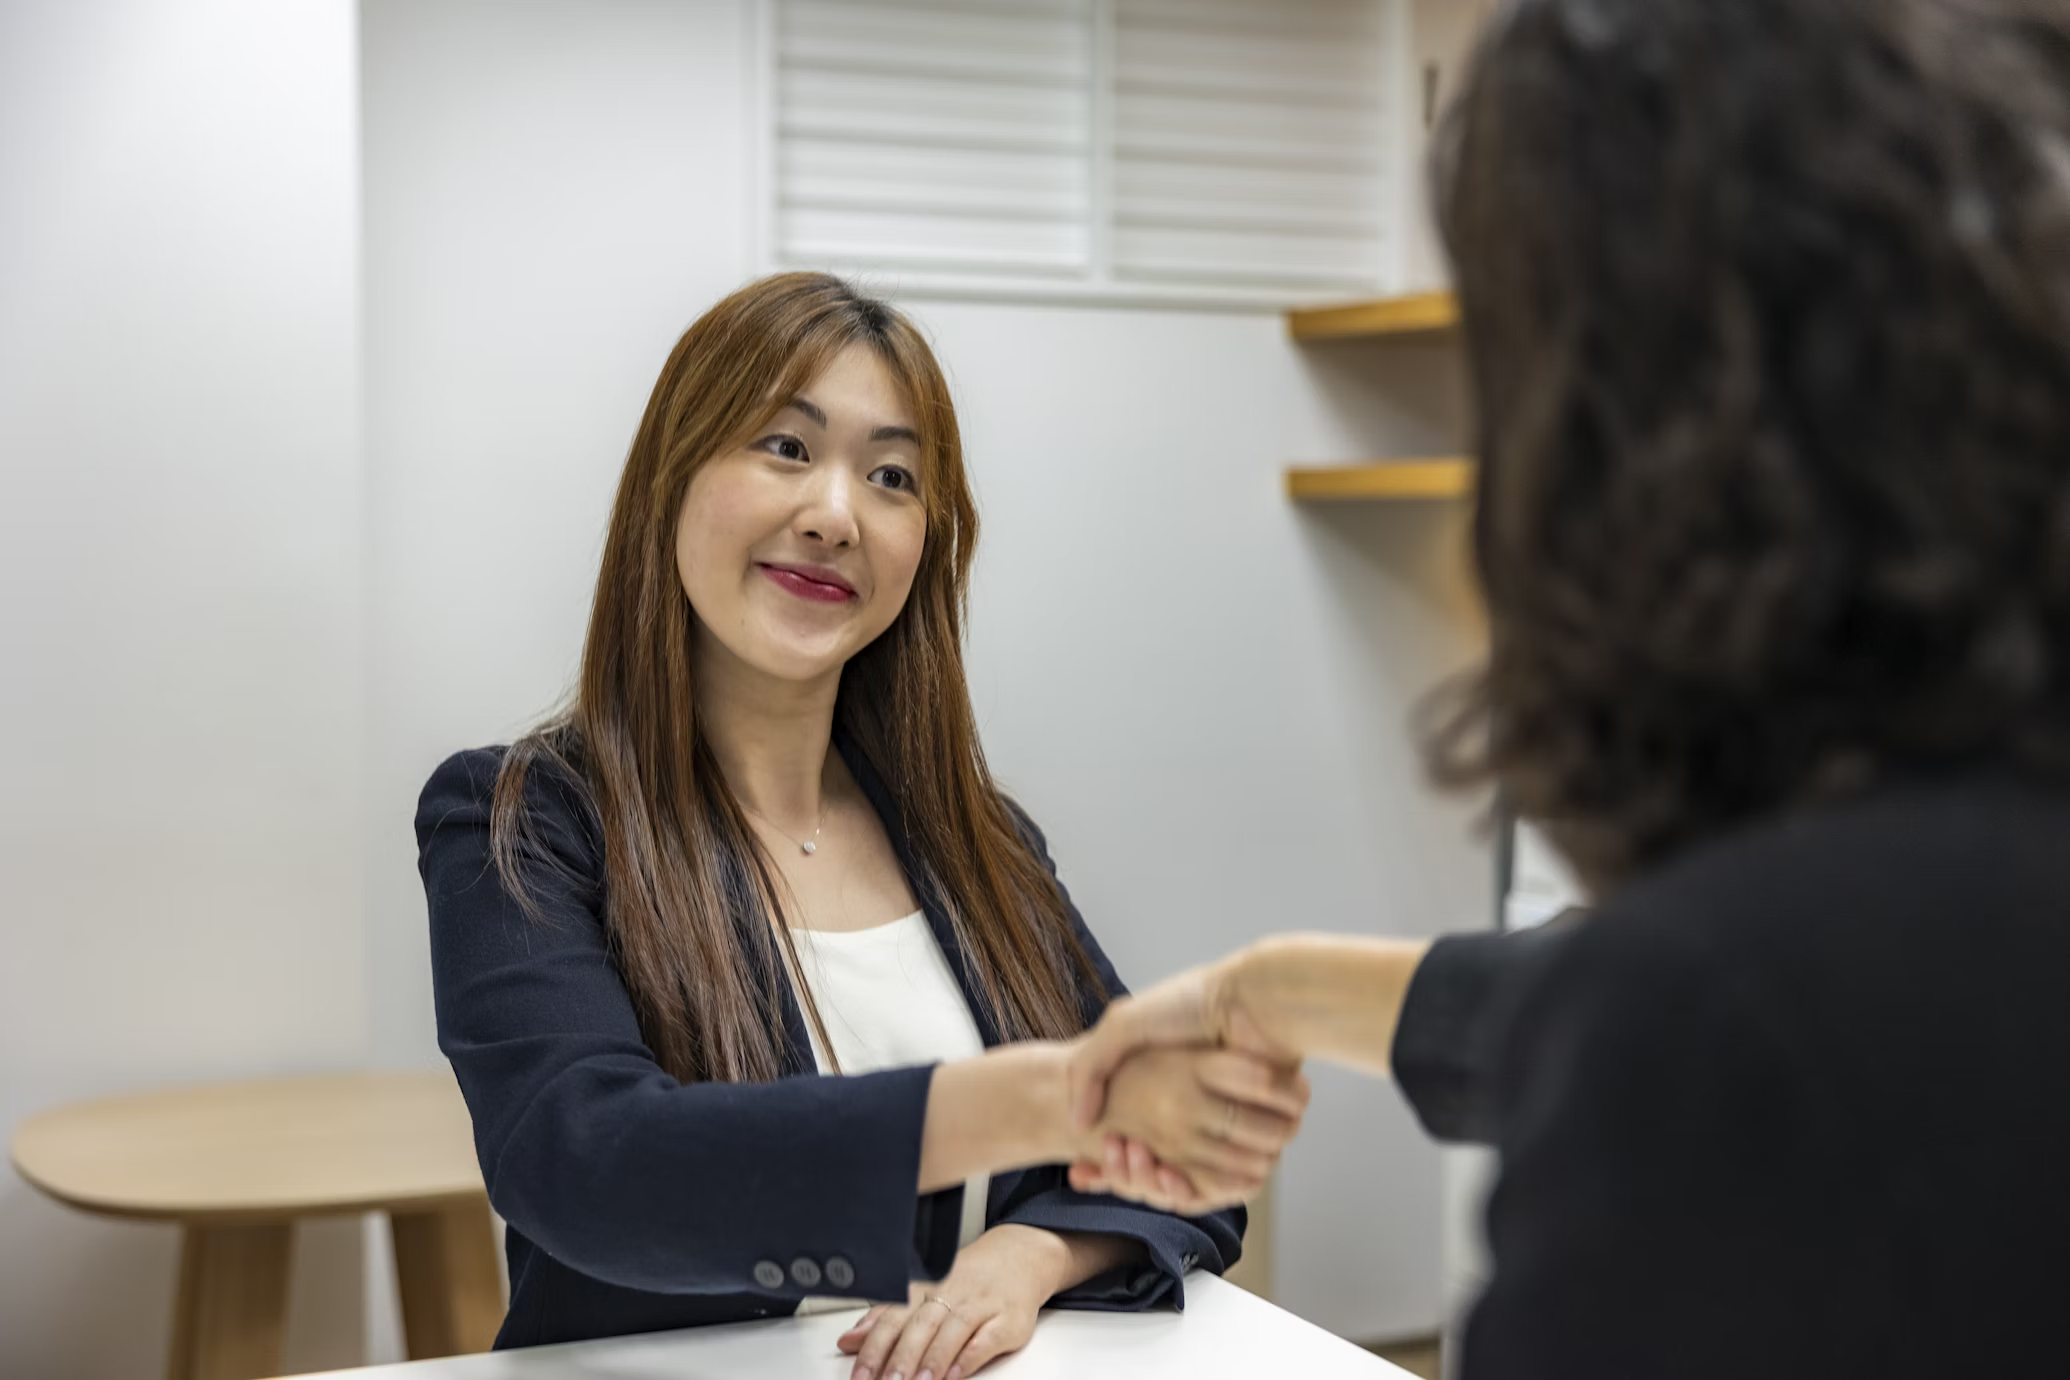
417 739 1244 1350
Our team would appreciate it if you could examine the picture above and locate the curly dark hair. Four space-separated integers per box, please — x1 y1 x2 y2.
1425 0 2070 892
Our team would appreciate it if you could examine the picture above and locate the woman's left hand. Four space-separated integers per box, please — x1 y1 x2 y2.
837 1224 1061 1380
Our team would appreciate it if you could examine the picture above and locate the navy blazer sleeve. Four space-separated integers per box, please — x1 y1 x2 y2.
418 748 960 1304
989 804 1247 1313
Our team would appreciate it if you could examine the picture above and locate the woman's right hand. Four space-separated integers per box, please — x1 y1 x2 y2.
1067 1044 1308 1215
1066 950 1286 1132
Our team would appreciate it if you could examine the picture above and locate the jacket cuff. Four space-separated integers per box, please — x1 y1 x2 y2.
724 1063 941 1305
995 1185 1245 1313
910 1182 964 1282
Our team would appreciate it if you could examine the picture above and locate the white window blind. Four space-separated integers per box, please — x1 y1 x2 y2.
1112 0 1390 289
764 0 1401 305
774 0 1096 278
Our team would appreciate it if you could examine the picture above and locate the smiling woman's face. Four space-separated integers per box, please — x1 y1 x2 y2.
677 342 928 688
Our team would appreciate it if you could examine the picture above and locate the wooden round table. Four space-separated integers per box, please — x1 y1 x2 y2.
10 1069 503 1380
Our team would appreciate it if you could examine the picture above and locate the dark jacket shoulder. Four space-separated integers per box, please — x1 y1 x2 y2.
1463 772 2070 1379
417 743 604 894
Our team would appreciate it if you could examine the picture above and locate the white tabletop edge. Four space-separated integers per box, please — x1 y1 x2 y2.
286 1274 1415 1379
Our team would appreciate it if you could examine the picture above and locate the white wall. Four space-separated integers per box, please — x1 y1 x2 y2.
360 0 1488 1343
0 2 368 1375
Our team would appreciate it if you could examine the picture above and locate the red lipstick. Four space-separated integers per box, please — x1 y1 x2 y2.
758 562 857 604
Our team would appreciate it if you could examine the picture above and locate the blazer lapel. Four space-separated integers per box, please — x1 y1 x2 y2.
834 730 1007 1049
719 834 820 1075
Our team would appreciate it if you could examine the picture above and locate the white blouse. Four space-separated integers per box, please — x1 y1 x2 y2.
787 911 991 1311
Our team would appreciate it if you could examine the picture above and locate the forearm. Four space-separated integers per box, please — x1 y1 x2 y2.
975 1223 1145 1299
1050 1228 1147 1292
920 1042 1078 1192
1230 934 1431 1076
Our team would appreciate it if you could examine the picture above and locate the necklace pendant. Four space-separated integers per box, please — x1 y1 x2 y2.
800 841 817 856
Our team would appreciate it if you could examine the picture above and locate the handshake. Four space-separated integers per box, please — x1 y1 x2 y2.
1057 948 1307 1218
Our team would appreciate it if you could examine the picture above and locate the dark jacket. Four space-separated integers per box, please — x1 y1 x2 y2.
1393 917 1579 1145
1455 772 2070 1378
416 740 1242 1351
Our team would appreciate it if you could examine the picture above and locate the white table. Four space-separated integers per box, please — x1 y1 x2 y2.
289 1275 1413 1379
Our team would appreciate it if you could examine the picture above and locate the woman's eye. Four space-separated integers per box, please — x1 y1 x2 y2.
759 434 808 462
871 464 917 493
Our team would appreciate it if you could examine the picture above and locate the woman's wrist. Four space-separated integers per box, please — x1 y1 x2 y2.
1222 937 1303 1053
920 1042 1079 1192
974 1224 1139 1299
1229 933 1431 1075
1017 1039 1082 1165
1057 1229 1145 1289
1045 1228 1144 1293
975 1223 1077 1297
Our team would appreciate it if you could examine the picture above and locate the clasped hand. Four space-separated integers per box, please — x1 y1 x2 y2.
1064 955 1295 1213
1064 955 1304 1215
1065 1043 1305 1215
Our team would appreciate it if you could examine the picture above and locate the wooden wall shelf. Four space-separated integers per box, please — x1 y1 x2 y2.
1287 291 1458 343
1286 459 1475 502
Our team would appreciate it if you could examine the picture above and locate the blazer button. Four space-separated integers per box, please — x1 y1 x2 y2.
824 1256 856 1290
790 1257 823 1288
753 1260 785 1290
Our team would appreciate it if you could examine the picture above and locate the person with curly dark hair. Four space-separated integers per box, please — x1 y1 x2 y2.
1065 0 2070 1372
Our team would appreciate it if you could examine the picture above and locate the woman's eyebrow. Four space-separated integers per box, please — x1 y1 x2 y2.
781 398 914 445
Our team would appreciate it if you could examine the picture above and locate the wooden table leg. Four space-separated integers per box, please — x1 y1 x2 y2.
390 1196 503 1359
166 1222 293 1380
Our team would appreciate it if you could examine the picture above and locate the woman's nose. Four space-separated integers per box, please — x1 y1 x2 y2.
797 465 859 548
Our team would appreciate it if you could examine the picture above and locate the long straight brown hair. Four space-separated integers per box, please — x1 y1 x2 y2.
490 272 1104 1085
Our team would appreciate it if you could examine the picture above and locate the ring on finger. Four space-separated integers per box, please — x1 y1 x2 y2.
923 1293 957 1316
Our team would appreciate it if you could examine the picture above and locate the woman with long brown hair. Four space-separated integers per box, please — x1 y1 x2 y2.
416 272 1306 1379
